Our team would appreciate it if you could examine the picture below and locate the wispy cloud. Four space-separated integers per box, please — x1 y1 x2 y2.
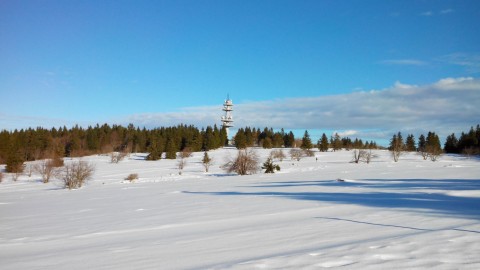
421 11 433 16
438 53 480 73
420 8 454 17
440 9 454 15
121 77 480 141
380 59 428 66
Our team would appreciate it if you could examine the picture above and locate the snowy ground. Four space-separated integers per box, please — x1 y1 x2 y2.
1 149 479 269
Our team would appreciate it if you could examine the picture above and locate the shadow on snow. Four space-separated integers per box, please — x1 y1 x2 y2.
184 178 480 220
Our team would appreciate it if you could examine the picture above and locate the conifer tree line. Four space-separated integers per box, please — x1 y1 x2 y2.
232 128 378 150
388 125 480 157
233 127 296 149
0 123 227 172
443 125 480 155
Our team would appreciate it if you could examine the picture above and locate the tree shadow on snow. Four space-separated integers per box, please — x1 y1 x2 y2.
251 178 480 192
184 180 480 220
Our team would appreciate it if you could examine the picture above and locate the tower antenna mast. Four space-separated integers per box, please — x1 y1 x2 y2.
221 95 234 143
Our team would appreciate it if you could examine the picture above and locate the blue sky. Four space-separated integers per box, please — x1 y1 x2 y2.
1 0 479 142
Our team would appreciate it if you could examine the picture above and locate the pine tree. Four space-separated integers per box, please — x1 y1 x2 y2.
301 130 313 150
389 132 404 162
405 134 416 152
418 134 426 151
261 158 280 173
234 129 247 149
5 142 24 173
425 131 442 161
146 138 163 161
283 131 295 148
318 133 329 152
331 133 342 152
165 137 177 159
202 151 213 172
262 137 273 149
272 133 284 148
444 133 459 153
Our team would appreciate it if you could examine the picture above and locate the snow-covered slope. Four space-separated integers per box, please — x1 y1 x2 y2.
1 149 479 269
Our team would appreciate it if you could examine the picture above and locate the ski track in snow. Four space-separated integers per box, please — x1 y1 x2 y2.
0 149 479 269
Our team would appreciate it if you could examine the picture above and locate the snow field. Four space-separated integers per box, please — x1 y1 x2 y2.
1 149 479 269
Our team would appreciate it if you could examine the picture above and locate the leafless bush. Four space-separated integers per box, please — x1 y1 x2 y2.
11 171 22 181
303 149 315 157
290 149 304 161
0 172 3 183
391 148 402 162
110 151 127 163
125 173 138 182
50 155 64 167
352 149 378 164
62 160 95 189
270 149 286 161
177 158 187 174
426 145 443 162
179 147 193 159
26 164 33 177
418 148 429 160
223 148 259 175
462 147 479 158
362 149 378 164
34 160 58 183
352 149 366 163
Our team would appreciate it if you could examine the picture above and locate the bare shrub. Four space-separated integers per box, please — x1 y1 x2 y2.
110 151 127 163
202 152 213 172
362 149 378 164
223 148 259 175
125 173 138 182
418 148 429 160
0 172 3 183
426 145 443 162
303 149 315 157
50 154 64 167
179 147 193 159
462 147 479 158
62 160 95 189
270 149 286 161
12 171 22 181
352 149 366 164
289 149 304 161
34 160 58 183
177 158 187 175
391 148 402 162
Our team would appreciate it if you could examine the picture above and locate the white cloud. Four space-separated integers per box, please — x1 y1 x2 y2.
119 77 480 141
3 78 479 143
421 11 433 16
336 130 358 137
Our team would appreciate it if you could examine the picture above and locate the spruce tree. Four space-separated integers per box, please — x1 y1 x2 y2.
301 130 313 150
165 137 177 159
283 131 295 148
318 133 329 152
444 133 459 153
331 133 342 152
234 129 247 149
405 134 416 152
262 137 273 149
